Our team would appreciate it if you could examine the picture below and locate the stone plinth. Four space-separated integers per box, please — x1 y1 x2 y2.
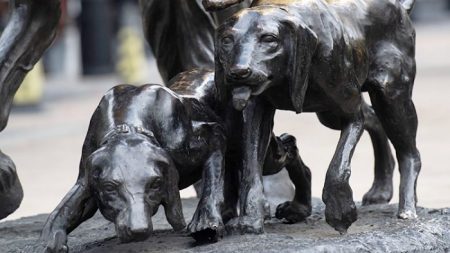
1 198 449 253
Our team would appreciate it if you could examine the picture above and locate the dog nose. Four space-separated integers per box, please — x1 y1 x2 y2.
127 223 152 241
130 224 150 234
229 65 252 80
126 202 152 241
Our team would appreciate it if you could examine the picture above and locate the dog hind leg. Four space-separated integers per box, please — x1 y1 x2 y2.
362 101 395 205
316 101 395 205
367 42 420 219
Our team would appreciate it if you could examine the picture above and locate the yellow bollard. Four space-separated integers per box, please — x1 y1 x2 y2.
13 61 44 106
116 27 147 85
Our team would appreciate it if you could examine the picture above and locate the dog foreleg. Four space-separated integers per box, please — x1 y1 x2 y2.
322 110 364 234
361 101 395 205
188 123 226 242
226 98 275 234
273 134 312 224
28 181 97 253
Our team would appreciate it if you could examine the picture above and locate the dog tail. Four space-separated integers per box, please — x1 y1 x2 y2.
399 0 415 14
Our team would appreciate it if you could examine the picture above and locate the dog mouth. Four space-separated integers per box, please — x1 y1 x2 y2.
116 224 153 243
231 78 273 111
232 86 252 111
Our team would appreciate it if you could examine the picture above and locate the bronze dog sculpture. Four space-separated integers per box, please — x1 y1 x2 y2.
0 0 256 220
215 0 420 233
140 0 395 206
0 0 393 225
31 69 312 252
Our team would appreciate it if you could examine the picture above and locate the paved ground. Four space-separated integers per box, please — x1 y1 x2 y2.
0 21 449 221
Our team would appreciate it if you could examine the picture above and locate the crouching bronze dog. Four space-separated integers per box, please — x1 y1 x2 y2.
215 0 420 233
31 69 312 252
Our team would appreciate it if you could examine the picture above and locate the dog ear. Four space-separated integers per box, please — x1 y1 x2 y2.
214 34 228 108
162 165 186 231
284 19 318 113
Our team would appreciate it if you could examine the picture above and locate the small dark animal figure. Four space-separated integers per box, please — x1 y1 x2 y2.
214 0 419 234
31 69 312 252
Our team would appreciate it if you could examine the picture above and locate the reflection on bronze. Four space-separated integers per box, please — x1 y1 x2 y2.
32 69 313 251
216 0 419 234
0 0 61 220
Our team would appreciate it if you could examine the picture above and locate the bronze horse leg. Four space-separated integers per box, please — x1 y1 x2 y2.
0 0 61 220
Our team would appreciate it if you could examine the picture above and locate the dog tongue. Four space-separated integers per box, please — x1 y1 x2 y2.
232 87 252 111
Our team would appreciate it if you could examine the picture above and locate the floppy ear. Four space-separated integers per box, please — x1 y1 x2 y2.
214 33 228 108
162 165 186 231
284 20 318 113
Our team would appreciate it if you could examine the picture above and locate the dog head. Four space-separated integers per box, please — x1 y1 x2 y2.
215 6 318 112
86 125 184 242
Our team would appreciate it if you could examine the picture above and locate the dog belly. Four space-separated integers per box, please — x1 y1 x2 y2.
176 163 203 190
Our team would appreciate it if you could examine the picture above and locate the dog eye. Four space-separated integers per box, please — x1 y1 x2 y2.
148 178 162 190
102 183 117 193
221 36 234 46
260 34 279 43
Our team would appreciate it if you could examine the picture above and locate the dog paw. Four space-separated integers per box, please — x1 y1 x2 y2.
362 183 393 205
225 215 264 235
188 204 224 243
275 201 311 223
24 231 68 253
23 243 68 253
323 182 357 234
398 209 417 220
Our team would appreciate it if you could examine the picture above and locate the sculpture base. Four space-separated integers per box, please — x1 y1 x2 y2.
1 198 449 253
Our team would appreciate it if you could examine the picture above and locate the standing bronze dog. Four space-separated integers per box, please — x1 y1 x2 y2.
215 0 420 233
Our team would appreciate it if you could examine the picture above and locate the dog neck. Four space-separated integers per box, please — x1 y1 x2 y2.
100 124 158 146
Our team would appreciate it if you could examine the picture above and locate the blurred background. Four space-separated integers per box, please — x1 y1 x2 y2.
0 0 449 220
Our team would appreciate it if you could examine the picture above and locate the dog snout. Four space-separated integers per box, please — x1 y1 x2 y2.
228 65 252 80
129 221 151 235
125 218 152 242
119 203 153 242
